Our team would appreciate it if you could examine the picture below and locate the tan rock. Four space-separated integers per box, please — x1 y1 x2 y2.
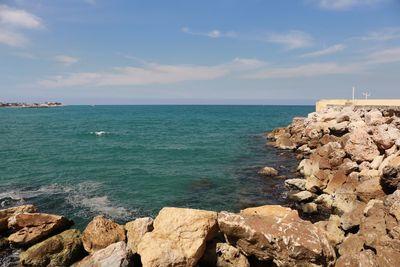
356 176 385 202
216 243 250 267
288 190 315 202
360 201 387 247
125 217 153 254
8 213 72 247
137 207 218 267
324 170 347 194
344 128 380 162
335 250 378 267
338 234 365 256
82 215 125 254
275 134 296 150
340 201 366 231
241 205 299 219
370 155 384 170
284 178 306 191
217 208 335 266
19 229 84 267
257 166 278 176
77 241 131 267
319 215 344 246
0 205 36 232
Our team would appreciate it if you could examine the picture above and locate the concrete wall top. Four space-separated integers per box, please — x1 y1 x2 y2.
316 99 400 112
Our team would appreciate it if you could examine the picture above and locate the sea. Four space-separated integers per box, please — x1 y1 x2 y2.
0 105 313 229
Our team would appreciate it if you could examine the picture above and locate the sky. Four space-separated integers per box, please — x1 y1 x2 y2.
0 0 400 105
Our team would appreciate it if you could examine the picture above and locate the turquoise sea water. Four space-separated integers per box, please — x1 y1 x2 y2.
0 105 313 229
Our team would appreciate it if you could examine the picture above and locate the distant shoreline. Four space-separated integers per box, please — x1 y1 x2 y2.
0 102 63 108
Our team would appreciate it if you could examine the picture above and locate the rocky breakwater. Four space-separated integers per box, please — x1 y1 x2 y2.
0 204 336 266
268 106 400 266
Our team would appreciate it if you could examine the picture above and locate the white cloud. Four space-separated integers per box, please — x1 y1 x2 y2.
264 31 314 50
0 5 42 47
0 5 42 29
181 27 237 39
37 58 265 88
361 27 400 41
314 0 385 10
301 44 346 57
53 55 80 67
367 47 400 64
243 62 363 79
0 28 27 47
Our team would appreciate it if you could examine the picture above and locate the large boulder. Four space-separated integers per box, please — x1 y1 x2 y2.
0 205 37 232
125 217 153 254
344 128 380 162
8 213 72 247
82 215 126 254
137 207 218 267
19 229 84 267
76 241 131 267
217 205 336 266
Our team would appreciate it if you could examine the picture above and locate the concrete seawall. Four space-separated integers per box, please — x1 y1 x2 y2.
316 99 400 112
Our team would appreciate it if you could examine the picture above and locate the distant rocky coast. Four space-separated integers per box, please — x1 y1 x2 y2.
1 105 400 266
0 102 62 108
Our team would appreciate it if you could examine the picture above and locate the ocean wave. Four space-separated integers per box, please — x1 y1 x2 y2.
0 182 134 221
90 131 109 136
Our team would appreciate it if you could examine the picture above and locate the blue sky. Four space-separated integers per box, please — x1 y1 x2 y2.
0 0 400 104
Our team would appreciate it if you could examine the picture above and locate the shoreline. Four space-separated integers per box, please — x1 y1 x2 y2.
1 105 400 266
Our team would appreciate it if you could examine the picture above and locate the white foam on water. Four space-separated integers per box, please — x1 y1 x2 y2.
0 181 133 221
90 131 109 136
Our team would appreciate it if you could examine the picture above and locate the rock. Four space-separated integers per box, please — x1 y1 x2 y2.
306 169 334 192
284 178 306 191
332 184 358 214
338 234 365 256
315 215 344 246
301 202 318 213
335 250 378 267
125 217 153 254
76 241 131 267
258 166 278 177
365 109 384 126
389 201 400 221
275 134 296 150
370 155 384 170
0 205 37 232
19 229 84 267
137 207 218 267
356 176 386 202
324 170 347 194
311 142 346 169
344 128 380 162
339 159 358 175
340 202 366 231
215 243 250 267
372 124 399 150
240 205 299 218
8 213 72 247
386 144 398 157
288 190 315 202
82 215 125 254
359 201 387 247
314 194 334 209
217 206 335 266
376 244 400 267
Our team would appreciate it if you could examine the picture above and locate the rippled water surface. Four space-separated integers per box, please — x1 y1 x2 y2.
0 105 313 228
